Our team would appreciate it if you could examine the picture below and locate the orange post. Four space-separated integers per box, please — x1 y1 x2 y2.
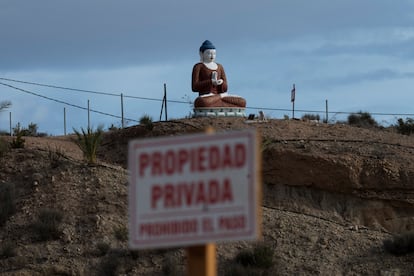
186 128 217 276
186 243 217 276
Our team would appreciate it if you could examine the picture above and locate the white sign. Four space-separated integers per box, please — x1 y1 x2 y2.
128 129 260 249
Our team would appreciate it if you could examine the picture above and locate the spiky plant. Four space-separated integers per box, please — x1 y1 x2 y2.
73 126 103 164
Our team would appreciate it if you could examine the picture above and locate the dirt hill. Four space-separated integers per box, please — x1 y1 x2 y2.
1 117 414 275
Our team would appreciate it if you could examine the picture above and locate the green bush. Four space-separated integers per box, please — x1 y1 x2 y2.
26 122 38 136
31 208 63 241
395 118 414 135
139 115 154 131
73 126 103 164
0 183 16 226
10 134 25 149
12 122 39 137
347 111 378 128
383 231 414 255
10 124 25 149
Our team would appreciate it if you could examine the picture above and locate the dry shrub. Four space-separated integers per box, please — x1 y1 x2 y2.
31 208 64 241
395 118 414 135
236 243 274 269
139 115 154 131
347 111 378 128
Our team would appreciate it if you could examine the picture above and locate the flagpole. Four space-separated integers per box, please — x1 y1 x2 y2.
291 84 295 119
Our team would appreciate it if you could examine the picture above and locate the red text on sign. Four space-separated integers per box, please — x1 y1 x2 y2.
138 143 246 177
218 215 246 230
139 219 198 237
151 178 233 209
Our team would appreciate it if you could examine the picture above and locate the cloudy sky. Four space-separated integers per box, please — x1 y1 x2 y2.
1 0 414 135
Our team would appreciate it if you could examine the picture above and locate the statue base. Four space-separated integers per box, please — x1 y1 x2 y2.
193 107 245 117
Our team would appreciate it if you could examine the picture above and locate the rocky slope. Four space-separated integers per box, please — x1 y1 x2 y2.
1 117 414 275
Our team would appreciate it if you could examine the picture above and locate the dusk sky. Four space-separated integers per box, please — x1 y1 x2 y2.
1 0 414 134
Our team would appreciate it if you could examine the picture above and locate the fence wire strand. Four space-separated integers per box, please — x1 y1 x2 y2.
2 77 414 127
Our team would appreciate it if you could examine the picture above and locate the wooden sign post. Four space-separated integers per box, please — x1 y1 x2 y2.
187 243 216 276
128 129 261 275
186 127 217 276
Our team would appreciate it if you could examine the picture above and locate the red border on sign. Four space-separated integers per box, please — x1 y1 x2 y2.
129 130 258 248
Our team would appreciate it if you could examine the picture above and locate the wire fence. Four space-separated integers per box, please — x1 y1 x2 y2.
1 77 414 135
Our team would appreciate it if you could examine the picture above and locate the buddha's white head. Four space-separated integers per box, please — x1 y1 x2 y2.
200 49 216 63
199 40 216 63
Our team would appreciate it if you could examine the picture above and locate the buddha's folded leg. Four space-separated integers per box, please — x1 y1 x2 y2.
194 95 223 108
221 96 246 107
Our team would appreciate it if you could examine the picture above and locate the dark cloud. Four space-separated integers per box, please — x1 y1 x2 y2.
1 0 414 71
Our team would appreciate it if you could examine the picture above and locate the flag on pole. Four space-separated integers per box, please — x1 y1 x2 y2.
291 84 296 102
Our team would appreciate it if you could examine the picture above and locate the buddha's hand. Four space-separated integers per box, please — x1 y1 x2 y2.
211 71 224 86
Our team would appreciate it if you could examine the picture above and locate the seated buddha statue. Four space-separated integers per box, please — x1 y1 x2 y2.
192 40 246 108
